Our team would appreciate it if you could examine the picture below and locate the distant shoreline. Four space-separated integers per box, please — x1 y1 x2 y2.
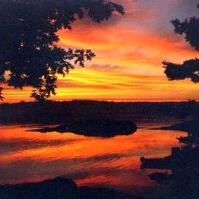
1 99 198 105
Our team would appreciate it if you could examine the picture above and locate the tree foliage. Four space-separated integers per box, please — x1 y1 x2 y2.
163 4 199 83
0 0 124 101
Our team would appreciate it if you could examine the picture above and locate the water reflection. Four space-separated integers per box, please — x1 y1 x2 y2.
0 124 185 194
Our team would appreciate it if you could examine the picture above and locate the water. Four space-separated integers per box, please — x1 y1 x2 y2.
0 124 186 194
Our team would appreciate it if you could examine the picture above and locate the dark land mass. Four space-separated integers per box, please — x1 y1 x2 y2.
0 100 198 125
0 177 142 199
31 119 137 137
141 121 199 199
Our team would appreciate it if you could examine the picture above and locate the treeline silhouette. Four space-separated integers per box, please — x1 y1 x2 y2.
0 100 198 124
0 0 124 101
163 4 199 84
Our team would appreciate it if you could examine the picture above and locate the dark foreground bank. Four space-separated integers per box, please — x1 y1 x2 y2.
141 119 199 199
0 177 142 199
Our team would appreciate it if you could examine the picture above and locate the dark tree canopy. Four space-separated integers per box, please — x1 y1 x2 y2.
0 0 124 101
163 4 199 83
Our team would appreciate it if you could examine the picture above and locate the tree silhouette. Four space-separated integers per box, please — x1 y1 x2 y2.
0 0 124 101
163 4 199 83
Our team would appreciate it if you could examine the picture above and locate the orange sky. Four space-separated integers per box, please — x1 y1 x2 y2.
2 0 199 103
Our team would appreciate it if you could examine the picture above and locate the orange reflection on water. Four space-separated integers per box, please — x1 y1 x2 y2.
0 125 186 193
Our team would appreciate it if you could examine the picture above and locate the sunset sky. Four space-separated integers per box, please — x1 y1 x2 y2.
3 0 199 103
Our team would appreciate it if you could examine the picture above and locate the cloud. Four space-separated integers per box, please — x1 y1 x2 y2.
2 0 199 102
